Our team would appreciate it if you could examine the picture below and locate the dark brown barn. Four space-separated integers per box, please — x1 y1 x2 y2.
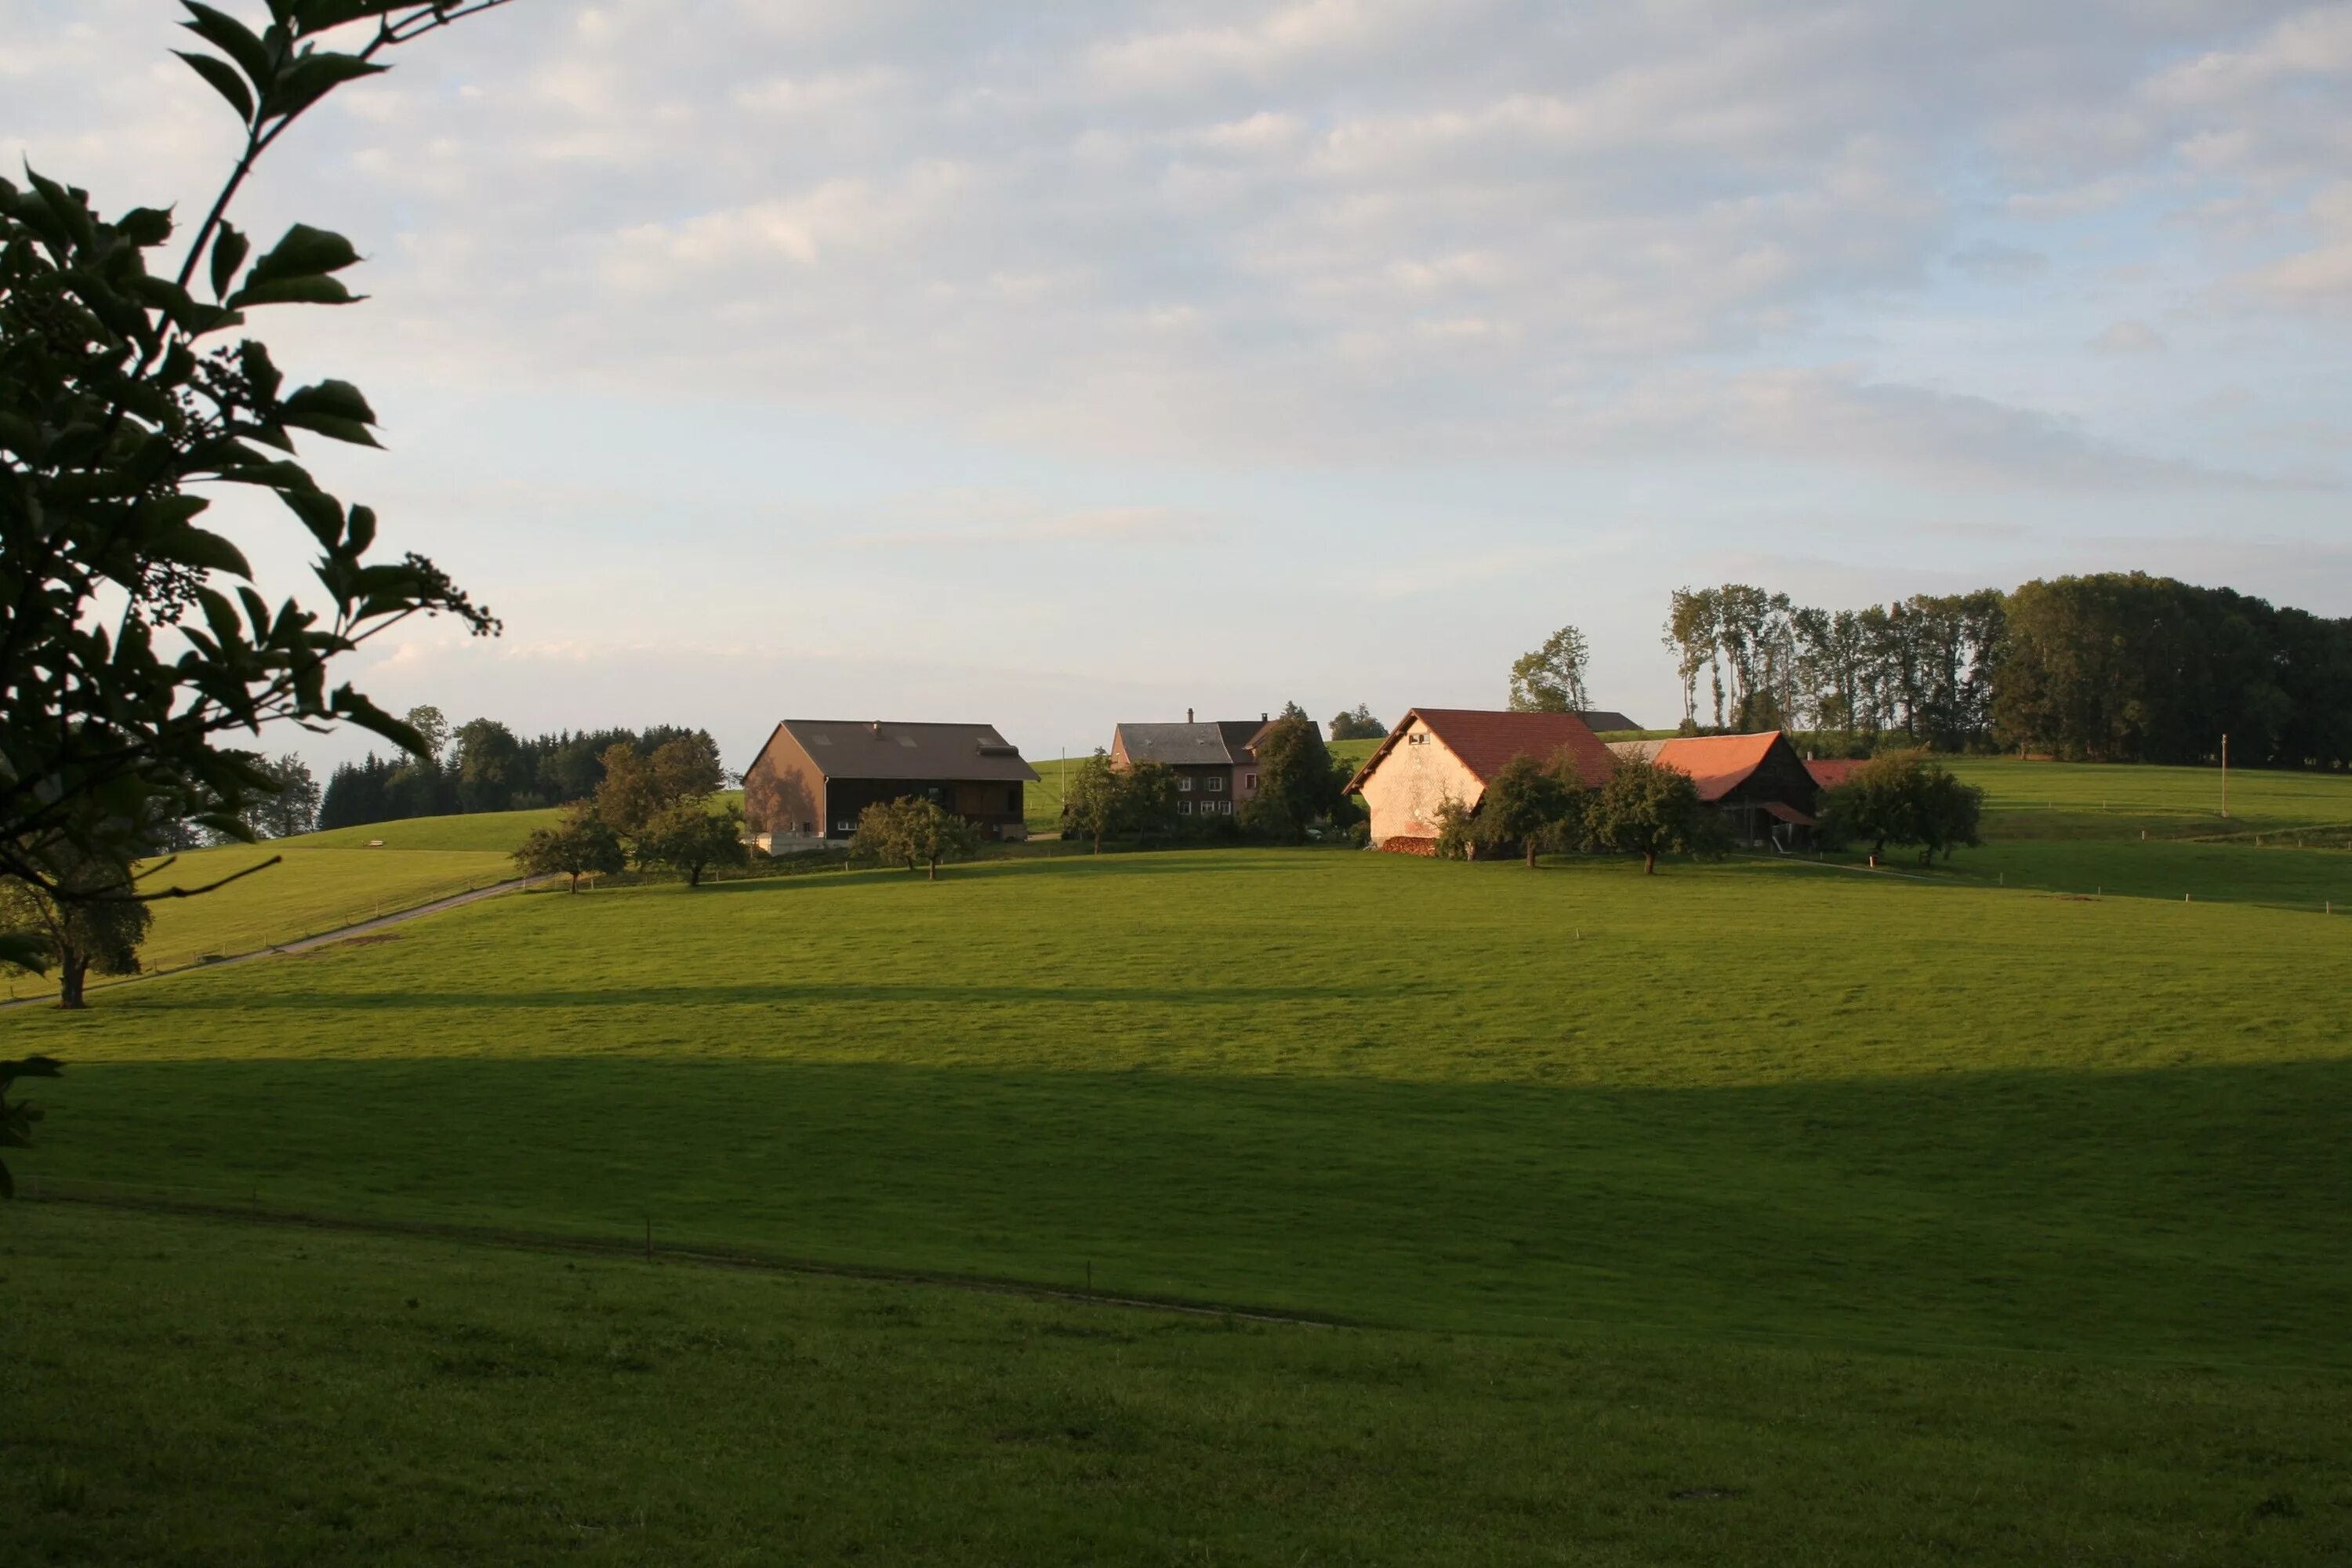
1608 731 1820 844
742 720 1038 848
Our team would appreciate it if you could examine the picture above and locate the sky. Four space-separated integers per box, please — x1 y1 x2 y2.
8 0 2352 775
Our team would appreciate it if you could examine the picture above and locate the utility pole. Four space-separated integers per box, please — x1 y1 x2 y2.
2220 732 2230 820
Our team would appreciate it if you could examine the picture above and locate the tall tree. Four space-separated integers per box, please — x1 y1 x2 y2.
1508 626 1592 713
0 2 514 979
454 718 525 814
1662 589 1722 731
1240 713 1341 844
242 752 321 839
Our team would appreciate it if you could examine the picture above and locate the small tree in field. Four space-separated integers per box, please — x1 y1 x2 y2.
1471 752 1591 867
2 862 152 1009
1587 757 1711 873
1062 751 1123 853
851 798 981 880
514 806 626 893
637 801 750 887
1328 705 1386 742
1820 750 1984 864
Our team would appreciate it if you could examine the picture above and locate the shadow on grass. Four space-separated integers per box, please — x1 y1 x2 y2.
148 979 1391 1011
38 1053 2352 1367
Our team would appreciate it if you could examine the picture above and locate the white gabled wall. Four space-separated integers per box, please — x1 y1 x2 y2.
1358 717 1486 845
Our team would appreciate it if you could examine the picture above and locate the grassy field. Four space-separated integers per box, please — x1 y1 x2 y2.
4 844 517 1003
11 847 2350 1365
5 1201 2343 1566
9 759 2352 1560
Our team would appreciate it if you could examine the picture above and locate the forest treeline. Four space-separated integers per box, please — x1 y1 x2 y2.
318 710 724 831
1663 572 2352 768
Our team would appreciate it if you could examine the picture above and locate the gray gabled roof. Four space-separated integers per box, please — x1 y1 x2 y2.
1114 720 1270 767
772 720 1039 782
1574 710 1642 734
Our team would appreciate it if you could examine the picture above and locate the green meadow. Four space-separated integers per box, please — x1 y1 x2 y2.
7 1201 2344 1566
6 757 2352 1561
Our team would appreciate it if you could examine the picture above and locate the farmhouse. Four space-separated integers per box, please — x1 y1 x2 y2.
1110 710 1276 822
1344 708 1618 852
742 720 1039 849
1608 731 1820 844
1573 710 1643 735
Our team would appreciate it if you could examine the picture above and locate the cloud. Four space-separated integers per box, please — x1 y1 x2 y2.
2087 319 2167 354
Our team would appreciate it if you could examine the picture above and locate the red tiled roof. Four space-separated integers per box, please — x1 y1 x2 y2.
1806 758 1866 789
1645 732 1783 803
1352 708 1617 793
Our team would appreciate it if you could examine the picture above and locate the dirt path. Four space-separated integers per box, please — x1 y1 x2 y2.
2 877 542 1011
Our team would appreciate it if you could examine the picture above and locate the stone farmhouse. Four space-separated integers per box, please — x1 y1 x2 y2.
1345 708 1618 853
742 719 1038 851
1109 710 1276 823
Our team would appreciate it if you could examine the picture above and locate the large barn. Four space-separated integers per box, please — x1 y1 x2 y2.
1607 731 1820 844
742 720 1038 850
1344 708 1618 853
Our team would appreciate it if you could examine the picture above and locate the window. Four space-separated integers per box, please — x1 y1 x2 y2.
1006 786 1020 813
1220 800 1233 815
1178 800 1192 815
1178 775 1194 792
1406 732 1428 746
1207 775 1224 792
834 820 854 833
1245 773 1258 790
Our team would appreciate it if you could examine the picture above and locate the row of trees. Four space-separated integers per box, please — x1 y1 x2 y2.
513 735 745 891
321 707 724 829
1650 575 2352 767
1432 748 1986 872
1435 754 1715 873
1659 586 2007 749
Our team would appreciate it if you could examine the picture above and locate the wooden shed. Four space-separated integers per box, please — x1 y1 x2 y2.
742 720 1039 848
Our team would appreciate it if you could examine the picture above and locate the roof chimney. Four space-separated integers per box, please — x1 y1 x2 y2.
1186 707 1194 724
869 720 881 735
1261 711 1269 722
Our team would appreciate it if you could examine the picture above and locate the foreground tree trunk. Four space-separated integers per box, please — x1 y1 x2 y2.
1525 840 1538 869
1642 850 1658 875
55 950 89 1011
927 857 940 881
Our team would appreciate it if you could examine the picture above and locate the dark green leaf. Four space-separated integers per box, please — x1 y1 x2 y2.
262 49 387 121
277 412 380 447
174 49 256 123
158 525 258 579
180 2 274 95
24 168 96 253
281 379 375 425
245 222 361 285
226 274 359 308
210 223 250 300
116 206 175 247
